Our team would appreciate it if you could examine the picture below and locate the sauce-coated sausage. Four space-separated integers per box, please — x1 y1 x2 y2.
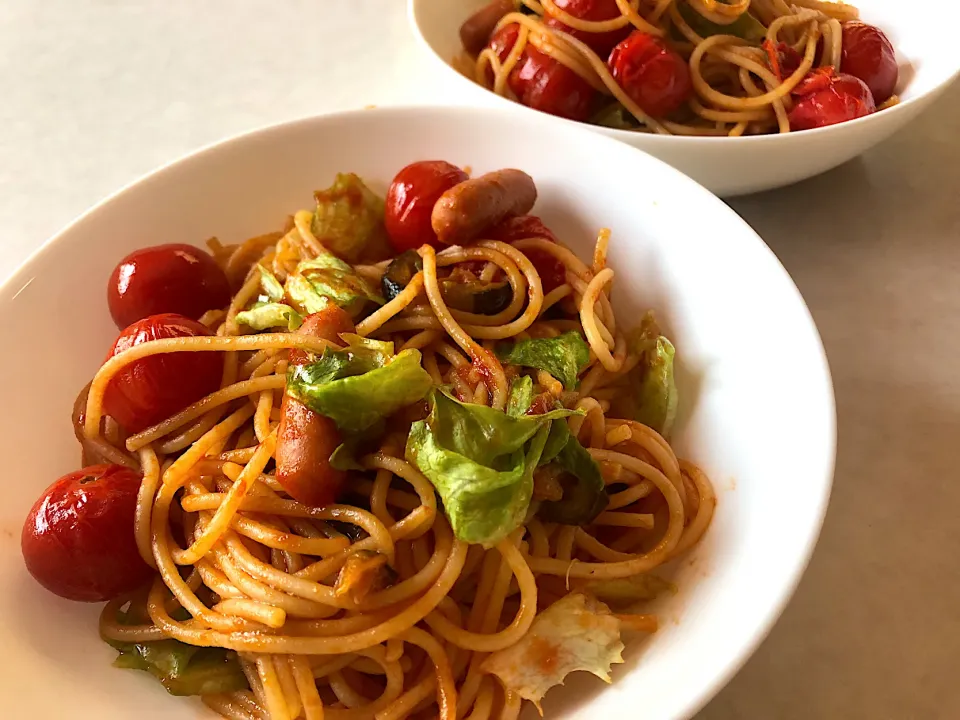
460 0 516 55
431 169 537 246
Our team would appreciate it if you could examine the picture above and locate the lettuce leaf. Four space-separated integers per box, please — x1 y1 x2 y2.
538 424 608 525
506 375 535 418
287 339 432 433
481 593 624 711
405 389 579 545
630 313 678 437
311 173 390 263
257 263 285 302
235 302 303 331
108 638 247 697
285 252 384 320
496 331 591 390
584 574 675 609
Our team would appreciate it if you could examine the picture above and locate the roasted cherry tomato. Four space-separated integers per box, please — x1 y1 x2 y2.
107 243 231 330
487 24 597 122
840 22 898 105
608 31 692 119
22 465 153 602
102 313 224 433
385 161 469 252
542 0 632 55
488 215 567 293
788 71 876 131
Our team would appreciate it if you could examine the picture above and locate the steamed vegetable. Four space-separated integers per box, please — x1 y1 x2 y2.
286 337 432 433
481 592 624 710
311 173 390 262
405 389 579 545
381 250 423 301
234 302 303 331
496 331 591 390
285 252 384 320
441 279 513 315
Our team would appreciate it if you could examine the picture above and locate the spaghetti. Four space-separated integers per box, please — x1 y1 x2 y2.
462 0 899 135
23 163 716 720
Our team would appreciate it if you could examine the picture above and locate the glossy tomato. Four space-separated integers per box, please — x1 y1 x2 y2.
608 31 692 119
487 24 597 122
102 313 223 433
788 72 876 130
840 22 898 104
107 243 231 329
385 161 469 252
542 0 632 55
21 465 153 602
488 215 567 293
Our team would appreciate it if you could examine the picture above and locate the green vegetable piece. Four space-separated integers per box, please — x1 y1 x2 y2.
441 279 513 315
109 639 247 697
288 344 433 433
257 263 285 302
496 331 591 390
591 102 641 130
506 376 534 418
539 416 571 467
635 335 678 438
381 250 423 301
311 173 389 263
406 389 579 545
677 3 766 42
235 302 303 331
584 574 675 609
539 431 608 525
285 252 384 320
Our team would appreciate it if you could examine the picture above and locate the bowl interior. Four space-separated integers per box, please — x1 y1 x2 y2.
412 0 960 111
0 106 834 719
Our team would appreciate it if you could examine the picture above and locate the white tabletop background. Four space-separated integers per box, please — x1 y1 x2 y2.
2 1 958 718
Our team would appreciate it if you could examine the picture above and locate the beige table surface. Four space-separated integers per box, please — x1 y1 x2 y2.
1 2 957 718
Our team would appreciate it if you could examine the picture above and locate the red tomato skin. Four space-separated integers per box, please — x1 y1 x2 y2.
107 244 231 330
385 161 469 252
102 313 224 433
788 73 876 131
488 215 567 293
21 465 153 602
840 22 898 104
542 0 631 55
608 32 692 118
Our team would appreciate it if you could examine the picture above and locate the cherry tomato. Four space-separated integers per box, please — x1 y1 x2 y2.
608 31 692 119
385 161 469 252
542 0 632 55
102 313 224 433
487 24 597 122
788 72 876 131
21 465 153 602
840 22 898 104
107 244 231 330
488 215 567 293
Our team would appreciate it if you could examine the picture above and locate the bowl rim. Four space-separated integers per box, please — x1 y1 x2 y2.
0 103 837 720
407 0 960 145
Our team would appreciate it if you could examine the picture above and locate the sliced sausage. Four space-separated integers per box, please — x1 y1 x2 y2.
431 169 537 246
460 0 516 55
277 305 355 507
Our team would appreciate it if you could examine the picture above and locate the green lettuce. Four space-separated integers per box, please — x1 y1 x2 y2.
406 389 579 545
285 252 384 320
496 331 591 390
534 417 608 525
108 638 247 697
287 338 432 433
311 173 389 263
256 263 285 302
235 302 303 331
676 3 766 42
631 313 678 437
506 376 535 418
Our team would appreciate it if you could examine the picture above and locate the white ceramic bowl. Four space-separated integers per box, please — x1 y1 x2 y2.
0 105 835 719
410 0 960 196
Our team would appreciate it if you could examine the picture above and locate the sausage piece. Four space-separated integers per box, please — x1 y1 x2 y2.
276 306 355 507
460 0 516 55
431 169 537 246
